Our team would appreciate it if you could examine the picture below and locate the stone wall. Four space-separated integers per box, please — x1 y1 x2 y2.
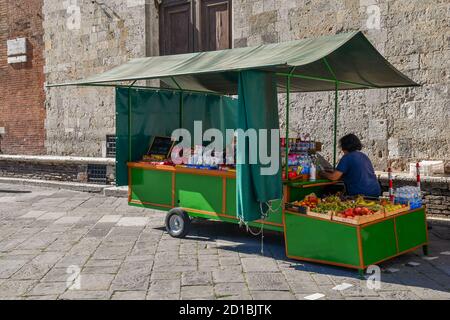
0 155 115 185
43 0 449 171
0 0 46 155
43 0 154 156
233 0 449 172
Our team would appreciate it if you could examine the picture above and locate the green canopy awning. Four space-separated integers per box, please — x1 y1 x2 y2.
47 31 418 94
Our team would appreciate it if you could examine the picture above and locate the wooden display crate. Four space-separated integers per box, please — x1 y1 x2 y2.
384 204 410 217
332 211 385 225
306 207 333 220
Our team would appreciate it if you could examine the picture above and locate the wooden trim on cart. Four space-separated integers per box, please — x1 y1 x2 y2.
183 207 284 227
393 216 400 253
129 199 173 209
286 243 428 271
127 162 236 178
356 226 365 268
285 254 361 270
285 207 426 228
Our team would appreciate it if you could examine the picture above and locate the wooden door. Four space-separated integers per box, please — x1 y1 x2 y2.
159 0 195 55
159 0 231 55
200 0 231 51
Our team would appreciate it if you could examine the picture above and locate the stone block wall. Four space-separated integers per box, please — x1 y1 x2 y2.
42 0 449 171
43 0 151 156
0 155 115 185
233 0 449 172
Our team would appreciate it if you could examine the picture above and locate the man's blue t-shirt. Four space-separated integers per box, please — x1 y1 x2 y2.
336 151 381 197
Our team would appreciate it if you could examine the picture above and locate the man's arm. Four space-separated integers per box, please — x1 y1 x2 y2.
320 170 343 181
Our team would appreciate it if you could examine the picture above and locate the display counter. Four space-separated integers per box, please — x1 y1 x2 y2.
128 162 335 232
283 207 428 273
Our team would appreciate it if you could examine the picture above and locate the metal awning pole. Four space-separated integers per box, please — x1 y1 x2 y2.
285 75 291 181
285 67 296 181
333 81 339 168
171 77 183 129
128 80 137 162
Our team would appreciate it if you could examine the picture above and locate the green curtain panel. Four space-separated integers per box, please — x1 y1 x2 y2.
116 88 181 186
116 88 237 186
236 70 282 222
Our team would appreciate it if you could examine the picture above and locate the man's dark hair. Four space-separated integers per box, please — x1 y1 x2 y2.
339 134 362 152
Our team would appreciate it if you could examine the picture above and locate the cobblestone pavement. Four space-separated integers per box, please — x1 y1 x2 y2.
0 183 449 300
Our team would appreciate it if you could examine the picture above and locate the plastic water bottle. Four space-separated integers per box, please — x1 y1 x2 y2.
309 162 316 182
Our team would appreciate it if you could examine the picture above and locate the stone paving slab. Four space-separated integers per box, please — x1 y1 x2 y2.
0 183 449 300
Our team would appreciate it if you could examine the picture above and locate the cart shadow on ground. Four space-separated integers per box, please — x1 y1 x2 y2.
155 219 450 294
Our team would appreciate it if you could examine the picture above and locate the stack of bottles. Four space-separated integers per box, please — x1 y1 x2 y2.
281 138 317 181
394 186 422 209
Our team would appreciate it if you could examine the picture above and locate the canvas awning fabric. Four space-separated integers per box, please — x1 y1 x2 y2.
47 31 418 94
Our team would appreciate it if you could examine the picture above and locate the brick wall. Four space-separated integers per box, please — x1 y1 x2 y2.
0 0 46 155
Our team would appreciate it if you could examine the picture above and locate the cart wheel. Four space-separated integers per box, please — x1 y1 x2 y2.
165 208 190 238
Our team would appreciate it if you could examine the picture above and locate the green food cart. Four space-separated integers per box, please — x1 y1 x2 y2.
48 31 428 275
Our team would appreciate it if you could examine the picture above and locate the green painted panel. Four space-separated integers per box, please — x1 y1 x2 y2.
131 168 173 206
176 173 223 213
284 213 360 267
226 178 237 216
361 219 397 266
396 209 427 252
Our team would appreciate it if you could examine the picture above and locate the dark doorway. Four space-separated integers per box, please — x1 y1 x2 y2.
200 0 232 51
159 0 232 55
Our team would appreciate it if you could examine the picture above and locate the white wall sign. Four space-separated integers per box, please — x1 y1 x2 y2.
7 56 27 64
7 38 27 64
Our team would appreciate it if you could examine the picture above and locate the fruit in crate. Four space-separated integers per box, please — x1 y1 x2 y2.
335 207 376 218
384 203 408 212
292 194 320 209
301 194 320 209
